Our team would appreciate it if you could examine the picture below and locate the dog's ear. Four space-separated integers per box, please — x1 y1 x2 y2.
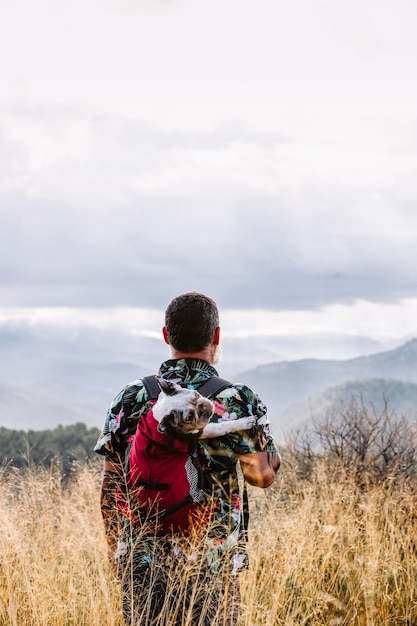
156 376 181 396
157 415 168 433
157 411 181 434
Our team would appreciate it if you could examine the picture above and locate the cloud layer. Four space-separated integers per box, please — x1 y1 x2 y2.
1 0 417 313
1 106 417 310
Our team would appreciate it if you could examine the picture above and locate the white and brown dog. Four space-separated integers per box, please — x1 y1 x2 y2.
153 376 256 438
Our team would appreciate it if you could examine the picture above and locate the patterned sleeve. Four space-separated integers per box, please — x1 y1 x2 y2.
94 379 148 458
211 384 278 456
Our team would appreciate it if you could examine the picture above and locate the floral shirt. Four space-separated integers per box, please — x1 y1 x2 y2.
95 358 278 573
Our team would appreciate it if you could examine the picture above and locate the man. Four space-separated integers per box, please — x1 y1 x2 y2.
95 292 280 625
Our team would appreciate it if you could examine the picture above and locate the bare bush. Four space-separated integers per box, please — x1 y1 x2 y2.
285 394 417 487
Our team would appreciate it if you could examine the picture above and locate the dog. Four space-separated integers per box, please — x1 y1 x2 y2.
152 375 256 438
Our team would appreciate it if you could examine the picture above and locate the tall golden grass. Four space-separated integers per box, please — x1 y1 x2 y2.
0 464 120 626
1 460 417 625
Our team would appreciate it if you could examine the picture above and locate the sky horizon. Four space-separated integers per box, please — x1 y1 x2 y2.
1 0 417 362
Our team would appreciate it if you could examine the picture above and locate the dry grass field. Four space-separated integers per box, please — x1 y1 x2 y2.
1 460 417 625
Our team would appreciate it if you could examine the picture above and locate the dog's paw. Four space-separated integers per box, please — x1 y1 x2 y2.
238 416 256 430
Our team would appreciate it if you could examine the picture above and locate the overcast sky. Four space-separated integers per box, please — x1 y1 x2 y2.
1 0 417 356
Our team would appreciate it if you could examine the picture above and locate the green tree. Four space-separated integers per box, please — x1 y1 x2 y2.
0 423 101 471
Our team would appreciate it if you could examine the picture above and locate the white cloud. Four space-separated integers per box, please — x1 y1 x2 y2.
1 0 417 316
1 300 416 374
221 299 417 342
2 0 416 123
2 298 417 341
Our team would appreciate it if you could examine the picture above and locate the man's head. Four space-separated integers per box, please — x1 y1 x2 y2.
163 292 220 355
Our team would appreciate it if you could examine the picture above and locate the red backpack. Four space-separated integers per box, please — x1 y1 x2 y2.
116 375 232 535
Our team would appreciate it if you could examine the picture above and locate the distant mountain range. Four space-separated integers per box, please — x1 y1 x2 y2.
1 325 417 438
276 378 417 435
238 338 417 436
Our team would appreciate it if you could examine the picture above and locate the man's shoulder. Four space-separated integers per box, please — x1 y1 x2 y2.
94 376 153 457
111 378 149 408
209 379 268 419
212 380 261 400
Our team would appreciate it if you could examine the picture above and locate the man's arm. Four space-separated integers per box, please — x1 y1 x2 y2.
100 457 123 567
238 450 281 488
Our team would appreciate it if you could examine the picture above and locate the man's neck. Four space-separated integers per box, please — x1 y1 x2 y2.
170 346 216 364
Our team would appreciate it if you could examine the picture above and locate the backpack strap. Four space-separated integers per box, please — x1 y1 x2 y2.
141 374 233 401
196 376 232 399
142 375 162 400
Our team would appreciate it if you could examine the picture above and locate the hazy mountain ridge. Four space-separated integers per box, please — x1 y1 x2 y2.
238 339 417 434
1 326 417 433
282 378 417 433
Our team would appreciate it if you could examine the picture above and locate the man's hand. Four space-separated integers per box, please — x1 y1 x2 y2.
238 450 281 488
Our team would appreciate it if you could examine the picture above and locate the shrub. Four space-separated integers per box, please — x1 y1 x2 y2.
284 394 417 487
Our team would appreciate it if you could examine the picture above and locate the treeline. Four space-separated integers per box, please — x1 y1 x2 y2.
0 423 101 471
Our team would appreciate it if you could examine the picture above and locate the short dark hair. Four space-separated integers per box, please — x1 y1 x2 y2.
164 292 219 353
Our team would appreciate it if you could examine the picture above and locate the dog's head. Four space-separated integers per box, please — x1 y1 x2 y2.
151 376 214 436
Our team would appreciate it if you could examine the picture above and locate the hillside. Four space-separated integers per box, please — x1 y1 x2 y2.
0 324 163 430
237 339 417 434
281 378 417 433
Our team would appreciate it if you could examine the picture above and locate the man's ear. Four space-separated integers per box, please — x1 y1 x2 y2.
213 326 220 346
162 326 170 345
